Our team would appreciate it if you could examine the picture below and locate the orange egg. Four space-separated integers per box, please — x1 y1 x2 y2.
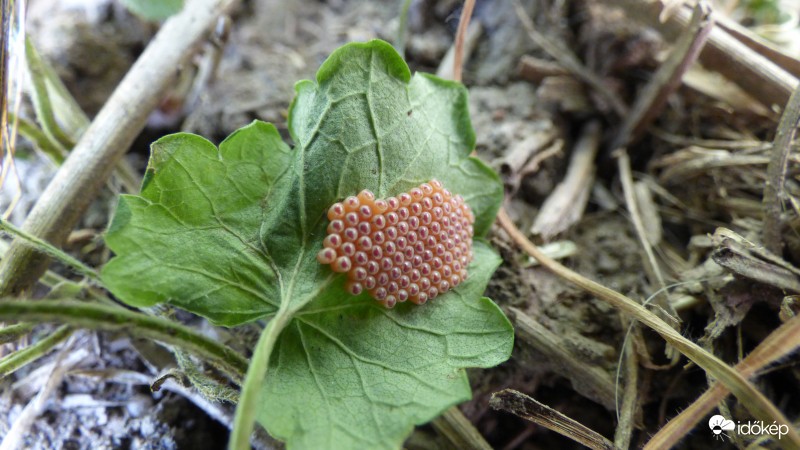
316 180 474 308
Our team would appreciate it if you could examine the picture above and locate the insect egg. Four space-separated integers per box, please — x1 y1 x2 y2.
328 203 345 220
316 180 475 307
343 196 360 211
346 281 363 295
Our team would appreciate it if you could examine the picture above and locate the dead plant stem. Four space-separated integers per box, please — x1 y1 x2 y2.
613 0 798 108
495 207 800 447
611 2 713 149
644 313 800 449
490 389 615 450
615 150 674 321
613 326 637 450
763 83 800 253
452 0 476 83
431 407 493 450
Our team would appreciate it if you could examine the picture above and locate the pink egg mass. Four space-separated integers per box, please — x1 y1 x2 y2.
316 180 475 308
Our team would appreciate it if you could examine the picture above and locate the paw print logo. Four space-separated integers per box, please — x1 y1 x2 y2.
708 415 735 439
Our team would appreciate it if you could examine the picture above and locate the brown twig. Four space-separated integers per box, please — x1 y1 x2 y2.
452 0 477 83
611 2 714 150
490 389 615 450
763 83 800 253
0 0 238 297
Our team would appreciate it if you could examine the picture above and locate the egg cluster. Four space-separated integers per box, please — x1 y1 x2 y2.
316 180 475 308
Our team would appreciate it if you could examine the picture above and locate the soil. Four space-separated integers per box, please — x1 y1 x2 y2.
3 0 800 449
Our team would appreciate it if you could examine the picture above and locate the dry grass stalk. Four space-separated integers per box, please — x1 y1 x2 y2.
613 325 638 450
451 0 476 83
715 15 800 80
496 207 800 446
653 146 776 183
490 389 615 450
680 65 773 116
634 181 663 246
763 83 800 253
612 2 714 149
516 55 569 83
437 21 482 81
430 407 493 450
644 313 800 449
617 150 678 328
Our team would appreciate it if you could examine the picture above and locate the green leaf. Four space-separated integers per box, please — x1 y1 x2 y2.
262 40 502 312
103 121 292 326
259 241 510 449
120 0 184 21
102 39 511 449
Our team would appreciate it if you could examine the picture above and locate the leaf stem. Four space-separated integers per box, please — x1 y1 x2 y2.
229 306 293 450
8 111 67 163
0 325 72 377
0 300 248 381
0 322 34 344
0 218 99 282
24 37 76 149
